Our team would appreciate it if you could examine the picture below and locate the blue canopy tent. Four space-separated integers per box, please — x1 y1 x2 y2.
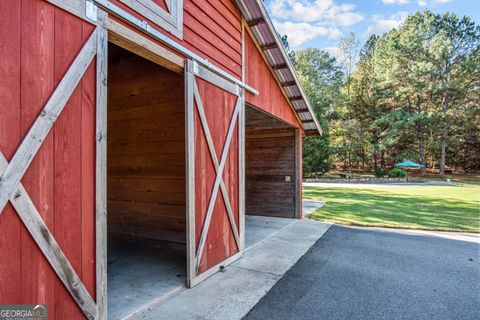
394 161 425 181
394 161 425 168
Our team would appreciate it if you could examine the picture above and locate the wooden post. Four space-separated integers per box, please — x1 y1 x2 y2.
95 10 108 320
185 60 196 288
295 129 303 219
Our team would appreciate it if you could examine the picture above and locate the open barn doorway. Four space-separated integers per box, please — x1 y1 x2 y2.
245 105 301 220
106 44 186 319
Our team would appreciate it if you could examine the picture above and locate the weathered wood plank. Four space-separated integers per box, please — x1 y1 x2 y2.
238 92 245 251
193 62 239 96
107 17 184 73
185 60 196 288
95 16 108 320
46 0 95 23
118 0 181 38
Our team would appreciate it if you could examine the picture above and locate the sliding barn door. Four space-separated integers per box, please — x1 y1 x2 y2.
0 2 107 319
185 60 245 287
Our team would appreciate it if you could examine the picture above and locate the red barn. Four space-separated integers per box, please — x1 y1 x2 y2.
0 0 321 319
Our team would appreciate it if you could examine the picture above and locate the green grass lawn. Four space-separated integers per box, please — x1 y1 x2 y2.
304 184 480 233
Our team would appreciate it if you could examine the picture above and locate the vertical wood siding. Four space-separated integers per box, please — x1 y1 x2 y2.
0 0 22 304
244 31 302 129
0 1 96 318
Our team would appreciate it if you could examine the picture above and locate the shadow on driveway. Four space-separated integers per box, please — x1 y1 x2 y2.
244 225 480 320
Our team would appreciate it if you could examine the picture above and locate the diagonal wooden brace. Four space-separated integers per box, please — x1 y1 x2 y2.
0 30 97 214
193 82 241 249
194 92 241 271
0 152 97 319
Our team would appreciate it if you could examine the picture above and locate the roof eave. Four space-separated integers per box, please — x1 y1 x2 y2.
236 0 322 136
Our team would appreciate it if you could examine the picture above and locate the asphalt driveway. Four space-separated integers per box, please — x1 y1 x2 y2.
244 225 480 320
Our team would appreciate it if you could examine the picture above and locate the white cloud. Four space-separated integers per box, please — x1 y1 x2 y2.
417 0 451 7
382 0 410 4
273 20 343 47
362 12 409 37
267 0 362 48
269 0 363 26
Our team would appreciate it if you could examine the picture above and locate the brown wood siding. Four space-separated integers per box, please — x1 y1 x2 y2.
107 44 186 243
245 107 297 218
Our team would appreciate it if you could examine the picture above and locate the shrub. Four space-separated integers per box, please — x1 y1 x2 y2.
388 168 407 178
375 168 385 177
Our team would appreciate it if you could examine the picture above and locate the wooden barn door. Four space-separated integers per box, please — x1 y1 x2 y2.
185 60 245 287
0 1 107 319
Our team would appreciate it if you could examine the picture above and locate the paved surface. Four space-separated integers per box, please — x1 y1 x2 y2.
136 219 331 320
244 225 480 320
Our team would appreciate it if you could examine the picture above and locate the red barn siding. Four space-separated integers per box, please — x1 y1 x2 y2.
0 0 22 304
194 78 239 273
244 31 302 129
0 1 97 318
184 0 242 77
20 0 56 313
110 0 243 78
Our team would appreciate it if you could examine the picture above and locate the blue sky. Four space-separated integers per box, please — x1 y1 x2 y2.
265 0 480 55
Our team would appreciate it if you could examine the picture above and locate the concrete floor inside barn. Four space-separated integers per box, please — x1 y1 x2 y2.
107 201 328 320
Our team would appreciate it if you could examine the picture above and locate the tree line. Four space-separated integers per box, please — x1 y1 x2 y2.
285 11 480 176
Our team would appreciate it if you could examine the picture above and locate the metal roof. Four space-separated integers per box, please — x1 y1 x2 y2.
236 0 322 136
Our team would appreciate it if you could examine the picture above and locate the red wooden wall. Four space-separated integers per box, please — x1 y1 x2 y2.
194 78 240 273
110 0 243 78
244 31 303 129
0 1 96 319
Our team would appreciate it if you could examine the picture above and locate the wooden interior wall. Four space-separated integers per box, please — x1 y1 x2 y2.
245 106 297 218
0 1 96 318
110 0 243 78
244 30 303 129
107 44 186 243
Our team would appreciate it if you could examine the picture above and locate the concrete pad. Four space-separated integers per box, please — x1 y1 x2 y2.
134 219 331 320
140 267 280 320
245 215 295 249
234 220 331 275
302 199 326 215
107 236 186 320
